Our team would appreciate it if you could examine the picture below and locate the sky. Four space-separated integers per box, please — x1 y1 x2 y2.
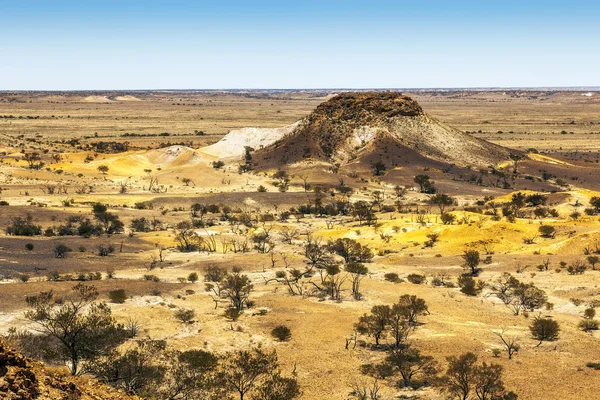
1 0 599 90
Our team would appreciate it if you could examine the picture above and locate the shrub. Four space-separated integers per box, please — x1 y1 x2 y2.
174 308 195 323
143 274 160 282
586 362 600 370
538 225 556 238
530 316 560 344
6 215 42 236
224 307 241 321
579 319 599 332
458 275 483 296
98 245 115 257
108 289 128 304
384 272 402 283
25 243 34 251
271 325 292 341
407 274 426 284
54 243 70 258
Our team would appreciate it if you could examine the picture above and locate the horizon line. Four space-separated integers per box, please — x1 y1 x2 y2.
2 86 600 93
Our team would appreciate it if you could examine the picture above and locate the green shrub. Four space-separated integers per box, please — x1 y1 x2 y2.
407 274 426 284
174 308 195 323
271 325 292 341
108 289 128 304
384 272 402 283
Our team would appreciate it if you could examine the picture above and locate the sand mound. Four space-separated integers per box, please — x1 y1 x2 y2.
115 95 141 101
82 96 113 103
201 122 300 158
146 145 204 166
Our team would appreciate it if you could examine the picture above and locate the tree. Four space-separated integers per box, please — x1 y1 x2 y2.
473 362 514 400
372 160 386 176
529 316 560 346
92 203 123 234
396 294 429 326
538 225 555 238
356 305 392 346
24 284 127 375
54 243 70 258
590 196 600 213
182 177 194 186
175 221 199 252
389 303 412 349
346 262 369 300
430 193 455 215
329 238 373 263
490 274 547 315
222 272 254 311
352 201 377 226
188 272 199 283
441 352 478 400
89 340 167 396
587 255 599 270
493 329 520 359
22 152 44 169
304 235 331 278
386 347 438 388
414 175 436 194
458 275 483 296
204 265 228 299
440 353 516 400
218 348 297 400
97 165 109 175
462 250 481 275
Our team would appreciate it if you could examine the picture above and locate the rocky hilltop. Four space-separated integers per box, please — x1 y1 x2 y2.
251 91 514 168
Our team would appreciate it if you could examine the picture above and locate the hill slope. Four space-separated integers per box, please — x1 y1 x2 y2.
252 92 514 169
0 340 138 400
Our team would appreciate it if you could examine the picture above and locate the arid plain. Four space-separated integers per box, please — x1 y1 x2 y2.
1 89 600 399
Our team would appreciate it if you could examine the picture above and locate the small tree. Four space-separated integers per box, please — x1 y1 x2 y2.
462 250 481 275
346 262 369 300
355 305 392 346
587 255 599 270
529 316 560 346
429 193 455 215
97 165 109 175
372 160 386 176
440 352 516 400
188 272 199 283
24 284 126 375
493 329 520 359
218 348 298 400
54 243 70 258
222 272 254 311
538 225 556 238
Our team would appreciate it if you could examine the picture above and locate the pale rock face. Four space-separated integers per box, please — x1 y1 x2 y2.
201 122 300 158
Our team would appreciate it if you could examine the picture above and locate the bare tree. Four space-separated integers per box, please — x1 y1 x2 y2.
493 329 520 360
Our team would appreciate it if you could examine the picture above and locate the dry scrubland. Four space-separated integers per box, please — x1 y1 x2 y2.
1 90 600 399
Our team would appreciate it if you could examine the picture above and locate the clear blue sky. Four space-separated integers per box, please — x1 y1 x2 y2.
1 0 599 90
